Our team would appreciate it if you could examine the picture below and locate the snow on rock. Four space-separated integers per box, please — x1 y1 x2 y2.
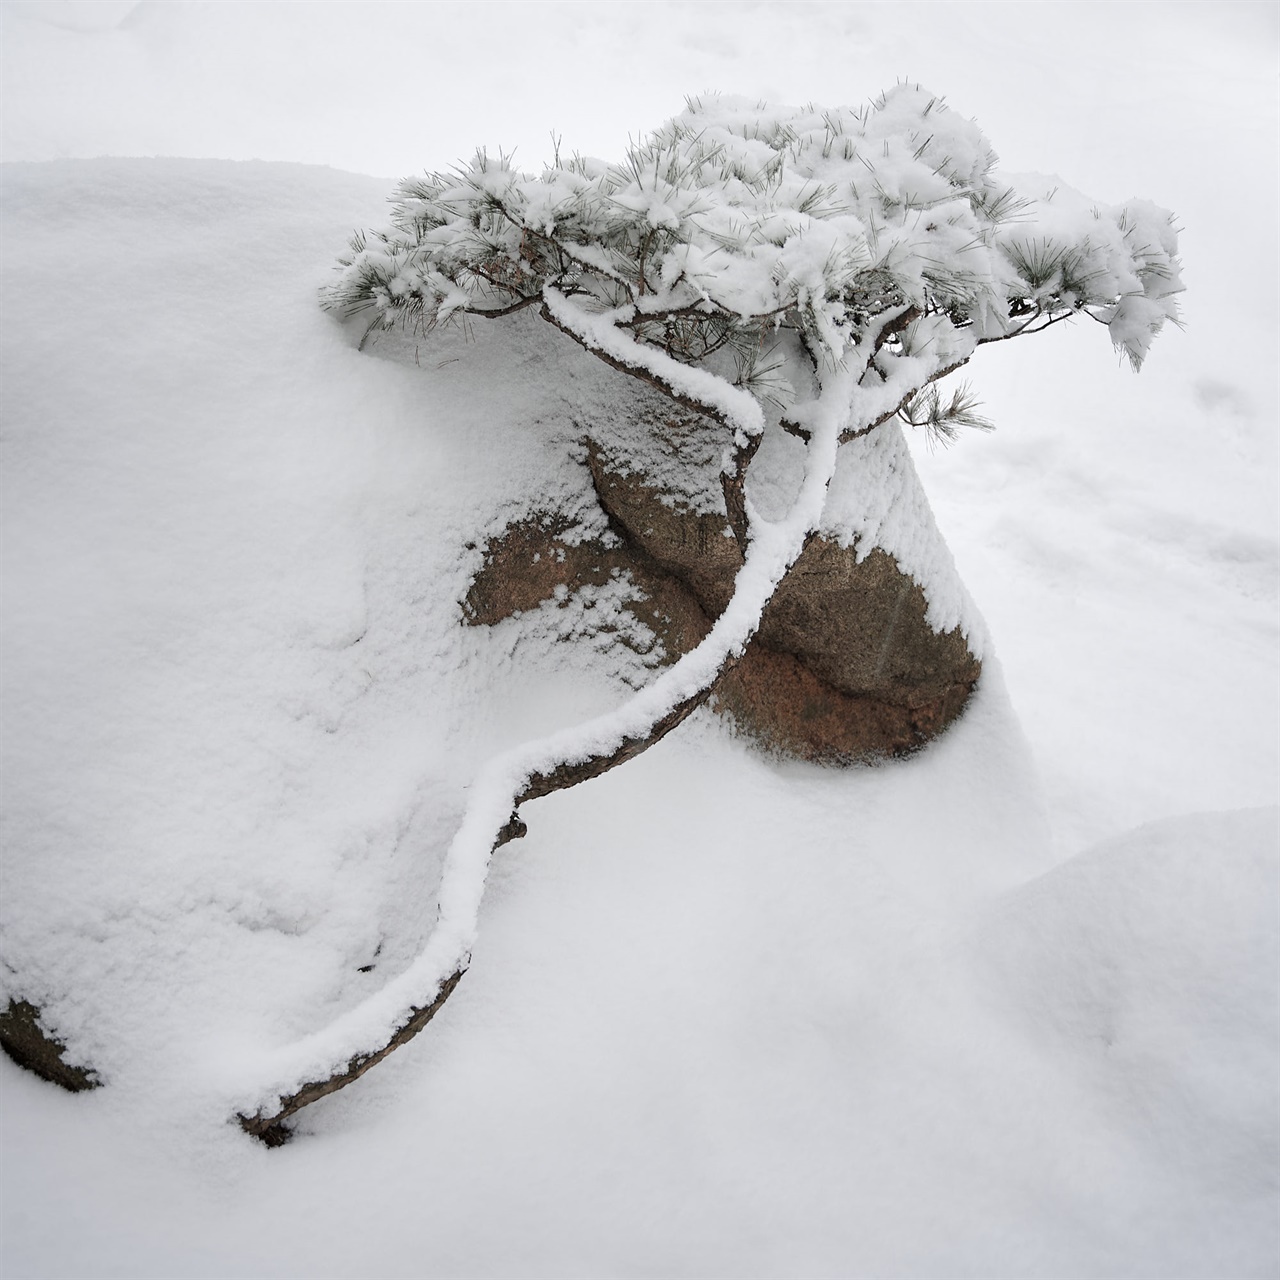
0 158 609 1120
0 157 1275 1280
824 418 987 650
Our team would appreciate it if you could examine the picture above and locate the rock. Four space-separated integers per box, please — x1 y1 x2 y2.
760 540 981 709
0 999 100 1092
464 416 981 763
585 441 743 617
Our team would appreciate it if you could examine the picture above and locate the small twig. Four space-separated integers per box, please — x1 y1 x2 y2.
977 306 1076 345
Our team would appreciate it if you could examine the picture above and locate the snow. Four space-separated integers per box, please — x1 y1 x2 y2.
2 4 1277 1278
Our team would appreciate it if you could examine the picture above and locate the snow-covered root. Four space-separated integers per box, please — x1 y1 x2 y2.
233 367 862 1143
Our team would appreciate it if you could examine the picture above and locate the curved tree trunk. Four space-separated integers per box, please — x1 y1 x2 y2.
234 353 868 1141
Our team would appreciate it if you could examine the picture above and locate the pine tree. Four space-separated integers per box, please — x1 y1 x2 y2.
237 86 1180 1143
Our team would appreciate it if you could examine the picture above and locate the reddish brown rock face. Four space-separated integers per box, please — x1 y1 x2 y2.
465 430 980 764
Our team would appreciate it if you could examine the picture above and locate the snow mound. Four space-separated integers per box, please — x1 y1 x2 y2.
978 807 1279 1208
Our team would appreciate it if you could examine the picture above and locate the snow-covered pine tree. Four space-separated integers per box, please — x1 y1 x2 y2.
320 85 1181 763
235 86 1181 1143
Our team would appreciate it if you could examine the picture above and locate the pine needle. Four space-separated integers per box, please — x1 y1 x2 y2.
898 381 995 447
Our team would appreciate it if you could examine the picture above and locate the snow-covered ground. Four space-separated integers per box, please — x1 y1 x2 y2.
2 4 1276 1278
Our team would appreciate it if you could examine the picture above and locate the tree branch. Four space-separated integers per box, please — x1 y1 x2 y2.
461 294 542 321
721 431 763 553
289 89 1180 1150
840 356 970 444
977 305 1077 345
540 299 741 435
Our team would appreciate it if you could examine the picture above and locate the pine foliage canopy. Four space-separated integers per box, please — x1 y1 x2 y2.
324 85 1182 427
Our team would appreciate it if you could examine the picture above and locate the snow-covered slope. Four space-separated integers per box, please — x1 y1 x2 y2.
1 155 1275 1279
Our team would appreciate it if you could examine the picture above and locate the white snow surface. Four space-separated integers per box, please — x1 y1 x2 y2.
2 7 1278 1278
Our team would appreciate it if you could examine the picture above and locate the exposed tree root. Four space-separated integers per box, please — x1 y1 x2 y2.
237 667 728 1144
233 302 953 1145
237 967 468 1145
